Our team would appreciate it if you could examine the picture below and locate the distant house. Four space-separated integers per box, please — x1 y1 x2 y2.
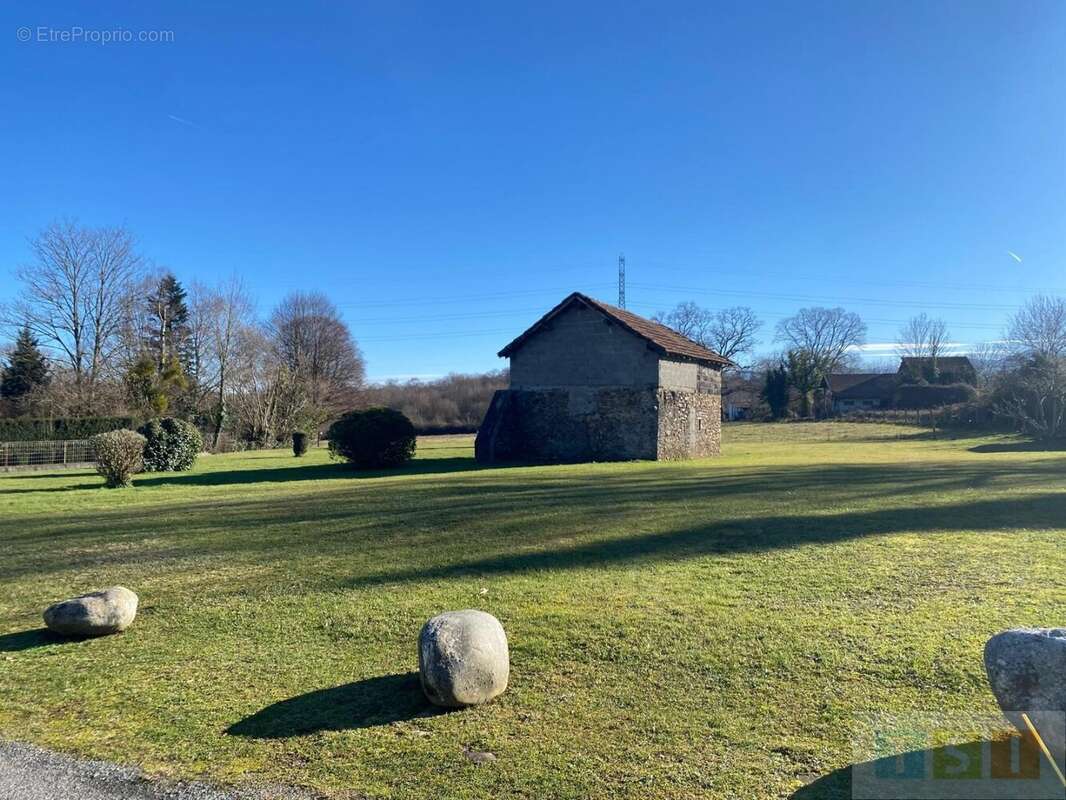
826 355 978 414
898 356 977 385
722 375 760 421
826 373 898 414
476 292 734 463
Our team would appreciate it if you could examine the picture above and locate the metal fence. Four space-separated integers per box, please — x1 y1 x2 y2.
0 439 94 470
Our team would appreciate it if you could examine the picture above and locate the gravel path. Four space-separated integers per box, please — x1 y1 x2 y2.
0 741 319 800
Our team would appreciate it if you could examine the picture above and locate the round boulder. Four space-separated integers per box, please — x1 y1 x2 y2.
418 609 509 707
984 628 1066 761
43 586 139 637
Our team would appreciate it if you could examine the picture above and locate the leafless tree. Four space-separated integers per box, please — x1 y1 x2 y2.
268 291 365 427
775 306 866 376
654 302 712 343
189 277 256 447
655 302 762 363
707 306 762 364
897 313 950 361
992 354 1066 441
967 341 1009 389
3 221 143 412
1007 295 1066 358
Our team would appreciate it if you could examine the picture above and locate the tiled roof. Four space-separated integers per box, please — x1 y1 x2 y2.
828 373 898 401
498 292 734 367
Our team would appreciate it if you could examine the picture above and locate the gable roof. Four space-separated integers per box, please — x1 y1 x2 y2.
828 372 897 401
498 292 734 367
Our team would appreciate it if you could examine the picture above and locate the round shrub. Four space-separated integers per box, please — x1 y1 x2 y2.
91 430 147 488
327 407 416 469
137 417 204 472
292 431 308 457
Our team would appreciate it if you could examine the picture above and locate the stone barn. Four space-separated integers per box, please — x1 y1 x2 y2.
475 292 733 463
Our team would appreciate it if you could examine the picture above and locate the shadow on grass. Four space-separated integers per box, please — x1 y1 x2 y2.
970 439 1066 454
0 628 73 651
791 736 1063 799
2 457 496 494
226 672 446 737
133 457 490 488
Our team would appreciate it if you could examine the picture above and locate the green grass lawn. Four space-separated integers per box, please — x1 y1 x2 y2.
1 424 1063 799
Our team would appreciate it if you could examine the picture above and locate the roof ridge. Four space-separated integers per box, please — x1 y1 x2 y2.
498 292 735 367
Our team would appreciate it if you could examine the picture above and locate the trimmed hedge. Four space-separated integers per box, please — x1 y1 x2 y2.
0 417 135 442
894 383 977 409
327 407 416 469
138 417 203 472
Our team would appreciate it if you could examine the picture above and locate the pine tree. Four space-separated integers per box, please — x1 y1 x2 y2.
1 325 50 403
145 273 191 371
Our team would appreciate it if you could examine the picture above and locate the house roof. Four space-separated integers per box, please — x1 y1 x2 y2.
828 373 897 401
898 356 975 372
498 292 735 367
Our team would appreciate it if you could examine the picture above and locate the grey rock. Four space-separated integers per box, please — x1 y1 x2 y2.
984 628 1066 763
418 609 509 707
462 747 497 765
43 586 139 637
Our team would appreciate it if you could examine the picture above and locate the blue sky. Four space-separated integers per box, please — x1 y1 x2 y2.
2 1 1063 380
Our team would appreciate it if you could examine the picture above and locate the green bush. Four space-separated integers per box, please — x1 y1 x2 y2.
91 430 146 488
327 407 416 469
0 417 135 442
292 431 308 457
137 417 203 472
894 383 977 409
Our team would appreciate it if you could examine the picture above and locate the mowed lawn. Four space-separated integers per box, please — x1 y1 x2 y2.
0 424 1063 799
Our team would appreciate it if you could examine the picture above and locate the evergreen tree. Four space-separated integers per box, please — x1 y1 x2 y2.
761 363 790 420
145 273 191 371
1 325 50 404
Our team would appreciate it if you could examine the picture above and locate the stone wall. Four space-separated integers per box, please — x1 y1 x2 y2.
656 388 722 460
478 333 725 463
475 387 658 463
509 304 659 389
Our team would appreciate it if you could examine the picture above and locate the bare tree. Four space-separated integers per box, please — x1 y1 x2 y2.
992 354 1066 441
191 277 256 447
653 302 712 343
655 302 762 363
775 306 866 376
897 313 949 360
968 341 1008 389
4 221 143 411
1007 295 1066 358
707 306 762 364
897 313 950 380
268 291 365 427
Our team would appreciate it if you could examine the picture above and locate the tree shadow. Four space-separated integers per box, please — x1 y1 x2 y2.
346 490 1066 588
226 672 447 738
971 440 1066 454
0 628 74 651
791 736 1064 799
133 457 494 489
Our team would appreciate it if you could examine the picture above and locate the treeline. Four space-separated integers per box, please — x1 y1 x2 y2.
362 371 507 433
0 221 364 447
749 296 1066 441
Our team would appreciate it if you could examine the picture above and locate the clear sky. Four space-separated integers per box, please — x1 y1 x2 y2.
2 1 1063 380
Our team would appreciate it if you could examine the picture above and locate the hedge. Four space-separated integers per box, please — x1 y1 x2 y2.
0 417 136 442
